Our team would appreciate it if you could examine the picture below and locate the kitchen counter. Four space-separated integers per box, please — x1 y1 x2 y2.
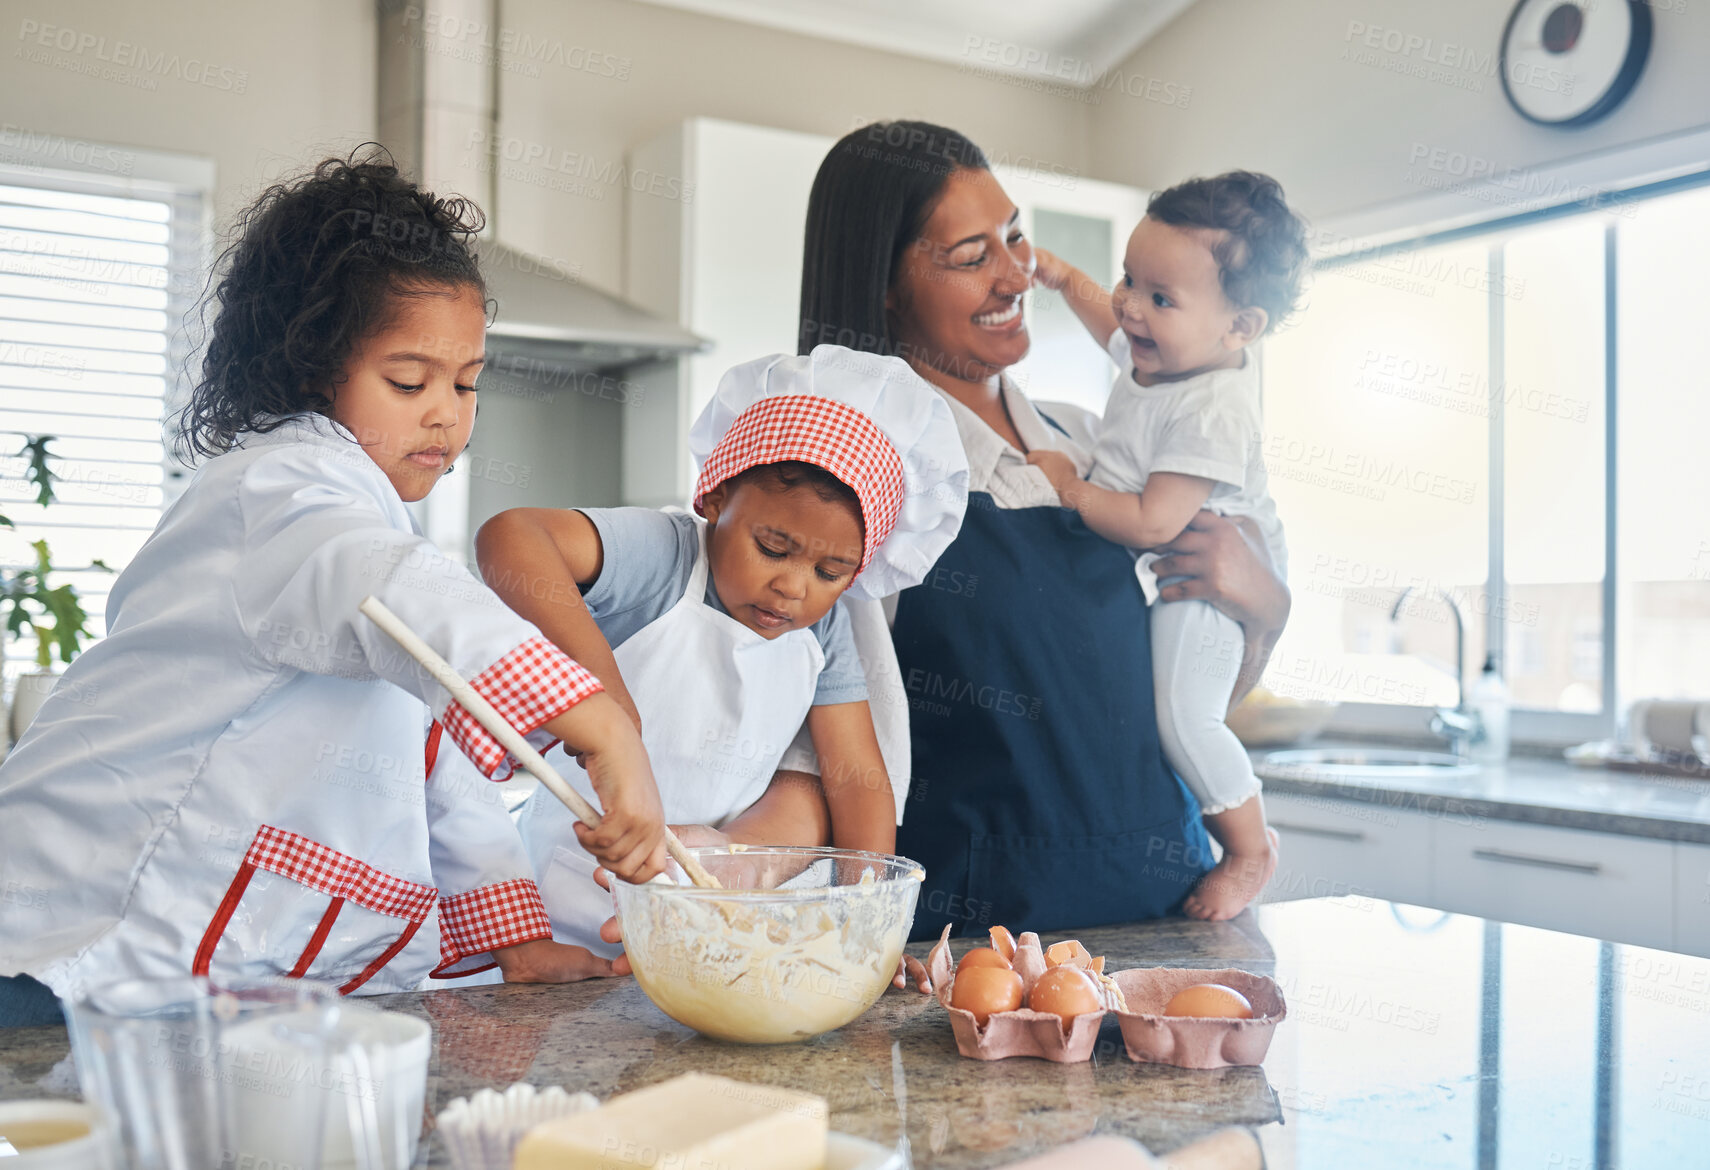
1259 748 1710 844
5 897 1709 1167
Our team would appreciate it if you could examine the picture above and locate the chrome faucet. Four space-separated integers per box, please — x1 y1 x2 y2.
1389 586 1481 758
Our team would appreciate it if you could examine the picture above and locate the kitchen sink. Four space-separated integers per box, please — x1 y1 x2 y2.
1256 747 1479 782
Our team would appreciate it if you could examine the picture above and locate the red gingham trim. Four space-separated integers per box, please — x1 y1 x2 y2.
431 878 553 977
441 637 604 779
437 924 459 975
424 719 444 777
244 825 438 923
692 395 906 577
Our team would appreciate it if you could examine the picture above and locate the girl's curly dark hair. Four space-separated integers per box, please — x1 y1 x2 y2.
1146 171 1309 334
176 145 487 461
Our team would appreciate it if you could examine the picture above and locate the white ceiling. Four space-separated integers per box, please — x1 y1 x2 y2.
624 0 1199 84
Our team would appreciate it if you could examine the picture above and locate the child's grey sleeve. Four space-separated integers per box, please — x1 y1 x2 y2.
810 600 870 706
574 507 696 647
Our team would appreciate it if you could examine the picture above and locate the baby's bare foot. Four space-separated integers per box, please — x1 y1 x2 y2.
1183 828 1280 921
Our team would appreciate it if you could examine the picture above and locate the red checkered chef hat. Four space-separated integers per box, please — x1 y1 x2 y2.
690 345 969 600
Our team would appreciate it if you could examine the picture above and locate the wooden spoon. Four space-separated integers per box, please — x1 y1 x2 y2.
359 596 719 889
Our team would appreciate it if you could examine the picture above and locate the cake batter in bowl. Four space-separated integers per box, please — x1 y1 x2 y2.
612 847 924 1044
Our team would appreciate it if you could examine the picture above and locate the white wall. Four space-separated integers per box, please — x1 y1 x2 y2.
15 0 1708 540
14 0 1707 298
0 0 376 222
491 0 1092 297
1087 0 1710 224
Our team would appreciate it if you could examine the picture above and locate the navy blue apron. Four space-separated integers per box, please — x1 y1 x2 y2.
895 463 1214 940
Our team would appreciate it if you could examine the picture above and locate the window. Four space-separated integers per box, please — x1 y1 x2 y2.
0 152 206 691
1261 237 1490 715
1616 185 1710 704
1263 177 1710 742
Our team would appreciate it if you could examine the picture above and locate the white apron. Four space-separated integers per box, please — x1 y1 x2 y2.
0 416 552 999
520 520 823 956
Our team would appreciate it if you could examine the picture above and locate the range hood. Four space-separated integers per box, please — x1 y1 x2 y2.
479 241 705 376
377 0 706 375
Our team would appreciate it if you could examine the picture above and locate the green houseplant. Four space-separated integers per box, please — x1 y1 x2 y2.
2 435 111 742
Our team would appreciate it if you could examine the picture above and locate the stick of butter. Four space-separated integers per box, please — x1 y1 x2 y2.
512 1073 829 1170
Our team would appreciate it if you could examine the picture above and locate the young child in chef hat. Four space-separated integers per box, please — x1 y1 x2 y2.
0 148 667 1025
478 344 967 957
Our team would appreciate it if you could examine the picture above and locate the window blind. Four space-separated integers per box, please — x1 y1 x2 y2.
0 166 202 679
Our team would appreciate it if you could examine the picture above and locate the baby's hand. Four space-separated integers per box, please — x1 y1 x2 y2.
1026 448 1081 494
1032 247 1072 292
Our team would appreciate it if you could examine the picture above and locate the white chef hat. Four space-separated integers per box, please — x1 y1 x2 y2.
689 344 969 601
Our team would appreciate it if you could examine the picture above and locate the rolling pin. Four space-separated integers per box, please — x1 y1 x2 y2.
1000 1129 1263 1170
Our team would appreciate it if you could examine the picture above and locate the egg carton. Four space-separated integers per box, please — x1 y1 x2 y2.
1109 966 1286 1069
927 926 1109 1063
927 925 1286 1068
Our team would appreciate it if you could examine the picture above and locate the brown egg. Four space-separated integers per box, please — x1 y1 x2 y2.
1026 966 1102 1023
950 967 1024 1025
988 925 1018 962
957 947 1012 974
1163 983 1255 1019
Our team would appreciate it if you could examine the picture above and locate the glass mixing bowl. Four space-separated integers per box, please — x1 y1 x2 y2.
611 846 924 1044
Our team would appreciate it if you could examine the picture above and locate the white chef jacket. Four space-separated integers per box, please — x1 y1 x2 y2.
0 414 601 1000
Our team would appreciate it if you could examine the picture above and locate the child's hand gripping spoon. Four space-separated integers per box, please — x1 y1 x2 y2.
359 596 720 890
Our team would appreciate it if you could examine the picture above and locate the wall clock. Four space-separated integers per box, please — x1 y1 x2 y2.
1499 0 1652 127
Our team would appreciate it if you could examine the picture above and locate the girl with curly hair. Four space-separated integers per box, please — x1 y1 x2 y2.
0 148 665 1025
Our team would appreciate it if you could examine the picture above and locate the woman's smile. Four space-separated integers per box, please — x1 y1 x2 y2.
974 299 1024 332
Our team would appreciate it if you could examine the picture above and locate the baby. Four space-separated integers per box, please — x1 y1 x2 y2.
1028 171 1307 920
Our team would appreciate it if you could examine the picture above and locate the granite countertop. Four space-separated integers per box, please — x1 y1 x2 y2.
6 898 1709 1167
1256 745 1710 845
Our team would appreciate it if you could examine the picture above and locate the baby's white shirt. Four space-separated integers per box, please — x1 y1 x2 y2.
1090 328 1287 574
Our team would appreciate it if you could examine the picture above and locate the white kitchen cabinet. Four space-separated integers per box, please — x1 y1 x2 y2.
993 167 1147 416
1674 842 1710 959
1262 790 1434 907
1261 789 1703 955
623 117 1147 506
1433 819 1674 951
624 118 831 507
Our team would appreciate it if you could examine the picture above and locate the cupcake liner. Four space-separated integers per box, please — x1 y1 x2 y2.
435 1082 598 1170
1110 967 1286 1069
928 925 1105 1062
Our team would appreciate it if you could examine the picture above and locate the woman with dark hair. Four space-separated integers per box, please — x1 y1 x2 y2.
798 121 1292 940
